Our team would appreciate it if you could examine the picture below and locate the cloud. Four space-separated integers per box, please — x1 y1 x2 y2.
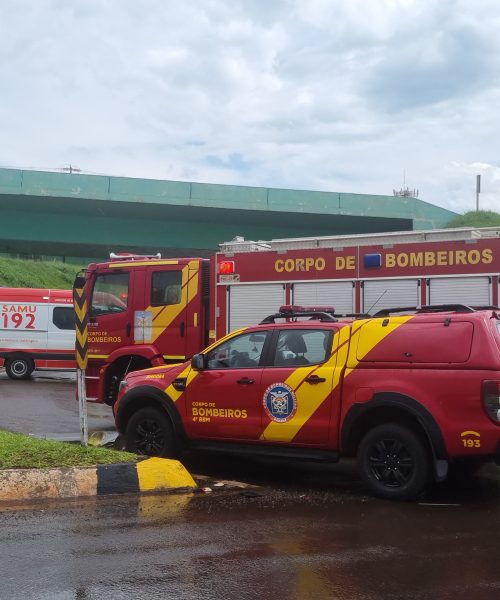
0 0 500 214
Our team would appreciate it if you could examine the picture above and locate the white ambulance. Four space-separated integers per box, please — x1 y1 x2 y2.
0 288 75 379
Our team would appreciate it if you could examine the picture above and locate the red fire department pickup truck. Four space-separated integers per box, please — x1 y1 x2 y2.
114 304 500 500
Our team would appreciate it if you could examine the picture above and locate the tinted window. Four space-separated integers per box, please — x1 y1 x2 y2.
151 271 182 306
52 307 75 330
91 273 129 316
274 329 332 367
206 332 267 369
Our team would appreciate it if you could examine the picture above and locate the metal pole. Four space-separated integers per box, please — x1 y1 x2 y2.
476 174 481 212
77 369 88 445
73 275 89 446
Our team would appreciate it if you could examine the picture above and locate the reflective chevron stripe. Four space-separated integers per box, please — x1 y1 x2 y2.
73 284 88 369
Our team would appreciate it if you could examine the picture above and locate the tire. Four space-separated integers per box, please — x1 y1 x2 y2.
5 357 35 380
124 407 176 457
358 424 431 500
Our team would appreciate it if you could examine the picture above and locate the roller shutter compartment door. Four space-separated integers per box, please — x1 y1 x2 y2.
363 279 420 314
428 277 490 306
228 284 284 332
293 281 354 313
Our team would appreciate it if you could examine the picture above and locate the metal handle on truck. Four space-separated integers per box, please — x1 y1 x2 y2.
305 375 326 384
237 378 255 385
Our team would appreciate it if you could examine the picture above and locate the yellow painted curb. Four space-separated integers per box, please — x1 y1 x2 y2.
137 457 197 491
0 458 197 503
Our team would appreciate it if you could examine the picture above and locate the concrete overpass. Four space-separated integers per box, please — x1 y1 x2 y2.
0 168 457 262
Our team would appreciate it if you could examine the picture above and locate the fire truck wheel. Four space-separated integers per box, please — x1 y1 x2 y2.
5 357 35 380
358 424 431 501
124 407 176 458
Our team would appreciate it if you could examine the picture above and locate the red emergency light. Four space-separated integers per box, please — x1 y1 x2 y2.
218 261 235 275
279 305 336 314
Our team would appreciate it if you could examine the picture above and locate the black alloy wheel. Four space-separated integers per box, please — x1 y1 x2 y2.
125 407 175 458
358 424 430 500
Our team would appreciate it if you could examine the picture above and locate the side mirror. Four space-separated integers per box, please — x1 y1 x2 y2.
191 353 206 370
73 275 86 290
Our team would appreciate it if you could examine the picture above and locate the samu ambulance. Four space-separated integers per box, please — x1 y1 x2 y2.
0 288 75 379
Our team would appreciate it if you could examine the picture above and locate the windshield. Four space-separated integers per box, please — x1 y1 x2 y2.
91 272 129 316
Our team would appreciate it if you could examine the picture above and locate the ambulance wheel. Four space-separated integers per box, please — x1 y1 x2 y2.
5 357 35 380
358 424 430 500
125 407 176 458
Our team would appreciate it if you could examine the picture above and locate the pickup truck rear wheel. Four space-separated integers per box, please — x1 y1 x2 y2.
358 424 430 500
5 357 35 380
124 407 175 458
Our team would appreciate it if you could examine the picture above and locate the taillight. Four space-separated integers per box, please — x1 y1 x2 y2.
482 380 500 423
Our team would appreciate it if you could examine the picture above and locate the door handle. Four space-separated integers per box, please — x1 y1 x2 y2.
237 377 255 385
305 375 326 384
180 322 185 337
126 322 131 337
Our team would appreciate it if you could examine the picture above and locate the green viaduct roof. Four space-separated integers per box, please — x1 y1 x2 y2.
0 167 457 260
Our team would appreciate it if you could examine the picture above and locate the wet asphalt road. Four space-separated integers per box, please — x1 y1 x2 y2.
1 482 500 600
1 370 500 599
0 368 115 438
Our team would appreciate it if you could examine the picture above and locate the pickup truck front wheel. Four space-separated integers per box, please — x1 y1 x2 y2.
358 424 430 500
125 407 176 458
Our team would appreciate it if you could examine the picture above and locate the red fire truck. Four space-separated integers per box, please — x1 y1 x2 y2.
79 226 500 405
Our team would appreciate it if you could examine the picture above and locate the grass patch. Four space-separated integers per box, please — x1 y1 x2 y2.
0 430 137 469
0 257 83 289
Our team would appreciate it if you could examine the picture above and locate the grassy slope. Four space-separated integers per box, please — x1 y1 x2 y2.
0 257 81 289
445 210 500 228
0 430 136 469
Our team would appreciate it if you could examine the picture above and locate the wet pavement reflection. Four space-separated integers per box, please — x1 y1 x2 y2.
1 463 499 600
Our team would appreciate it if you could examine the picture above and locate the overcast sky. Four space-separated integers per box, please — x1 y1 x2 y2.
1 0 500 215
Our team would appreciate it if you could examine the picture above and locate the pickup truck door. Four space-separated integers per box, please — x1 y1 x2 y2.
183 330 269 441
260 327 344 446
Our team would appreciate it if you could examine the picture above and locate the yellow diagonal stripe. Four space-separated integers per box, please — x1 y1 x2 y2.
261 350 338 442
164 365 198 402
145 262 199 344
260 316 414 443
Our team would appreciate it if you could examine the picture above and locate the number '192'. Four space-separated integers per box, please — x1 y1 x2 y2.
1 313 35 329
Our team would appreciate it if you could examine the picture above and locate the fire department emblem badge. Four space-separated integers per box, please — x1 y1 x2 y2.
263 383 297 423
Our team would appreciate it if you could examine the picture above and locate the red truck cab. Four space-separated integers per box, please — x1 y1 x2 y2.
82 254 210 404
